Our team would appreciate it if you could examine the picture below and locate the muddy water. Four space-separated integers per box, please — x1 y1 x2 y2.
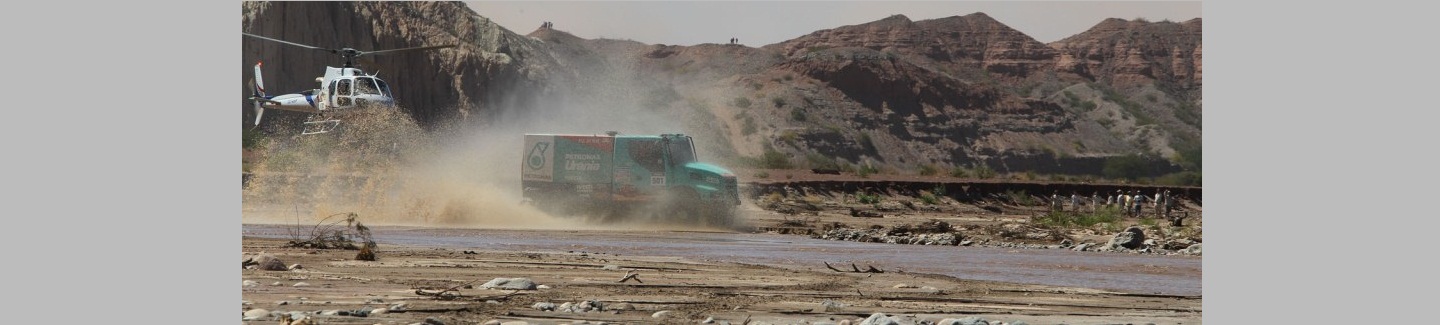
242 224 1200 296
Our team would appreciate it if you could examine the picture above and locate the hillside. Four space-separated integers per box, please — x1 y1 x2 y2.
240 2 1201 183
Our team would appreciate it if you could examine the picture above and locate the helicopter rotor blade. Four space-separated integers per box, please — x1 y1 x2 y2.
243 33 335 53
359 44 457 56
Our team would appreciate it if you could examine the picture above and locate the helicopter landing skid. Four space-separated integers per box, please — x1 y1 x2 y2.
301 118 342 135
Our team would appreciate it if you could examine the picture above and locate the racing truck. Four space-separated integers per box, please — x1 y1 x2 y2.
521 132 740 225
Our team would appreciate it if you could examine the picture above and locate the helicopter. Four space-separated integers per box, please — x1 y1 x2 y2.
244 33 455 134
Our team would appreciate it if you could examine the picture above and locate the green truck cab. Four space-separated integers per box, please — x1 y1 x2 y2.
521 133 739 224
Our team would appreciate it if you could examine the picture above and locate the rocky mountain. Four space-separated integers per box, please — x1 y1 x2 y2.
765 13 1058 81
240 2 1201 182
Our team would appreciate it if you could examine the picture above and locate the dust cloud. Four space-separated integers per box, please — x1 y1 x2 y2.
242 107 579 229
242 64 746 231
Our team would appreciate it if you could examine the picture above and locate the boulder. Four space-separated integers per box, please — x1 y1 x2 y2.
244 254 288 271
242 308 270 319
1163 238 1197 250
1182 243 1202 255
936 317 989 325
480 277 538 290
859 313 908 325
1108 227 1146 249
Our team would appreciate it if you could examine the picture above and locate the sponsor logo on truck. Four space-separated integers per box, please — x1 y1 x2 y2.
522 135 555 182
527 142 550 170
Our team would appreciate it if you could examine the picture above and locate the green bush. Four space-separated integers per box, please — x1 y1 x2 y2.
1033 207 1122 228
949 167 968 178
856 192 881 204
805 152 839 170
1006 190 1038 206
772 97 787 108
734 97 752 108
790 108 807 122
919 193 939 205
973 163 997 179
918 164 938 176
760 149 793 169
857 163 879 178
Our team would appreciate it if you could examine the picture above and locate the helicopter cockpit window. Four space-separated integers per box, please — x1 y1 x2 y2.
375 79 392 97
355 77 380 95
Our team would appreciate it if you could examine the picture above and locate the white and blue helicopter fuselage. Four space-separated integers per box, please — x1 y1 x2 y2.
250 63 397 130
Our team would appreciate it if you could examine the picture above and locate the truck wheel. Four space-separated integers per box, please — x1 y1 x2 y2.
666 188 701 224
706 202 737 228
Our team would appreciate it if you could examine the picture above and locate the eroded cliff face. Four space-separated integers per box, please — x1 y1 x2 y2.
1048 18 1202 90
240 1 556 128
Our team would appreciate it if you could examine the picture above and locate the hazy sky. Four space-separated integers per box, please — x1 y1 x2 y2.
465 1 1201 46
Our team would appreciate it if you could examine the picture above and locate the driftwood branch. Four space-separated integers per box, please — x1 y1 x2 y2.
414 288 460 300
619 270 644 283
413 275 519 301
823 261 883 273
414 288 522 301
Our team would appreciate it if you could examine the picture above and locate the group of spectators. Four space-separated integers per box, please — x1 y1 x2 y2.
1050 189 1179 218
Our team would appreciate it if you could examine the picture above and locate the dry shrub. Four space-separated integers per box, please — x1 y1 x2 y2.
286 212 377 250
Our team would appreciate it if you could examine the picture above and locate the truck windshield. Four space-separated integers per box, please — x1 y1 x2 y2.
668 137 696 166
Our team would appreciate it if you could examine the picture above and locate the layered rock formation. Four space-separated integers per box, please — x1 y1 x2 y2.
1049 18 1203 90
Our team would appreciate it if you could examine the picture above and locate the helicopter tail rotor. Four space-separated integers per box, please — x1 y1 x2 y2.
250 61 267 127
252 96 265 127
